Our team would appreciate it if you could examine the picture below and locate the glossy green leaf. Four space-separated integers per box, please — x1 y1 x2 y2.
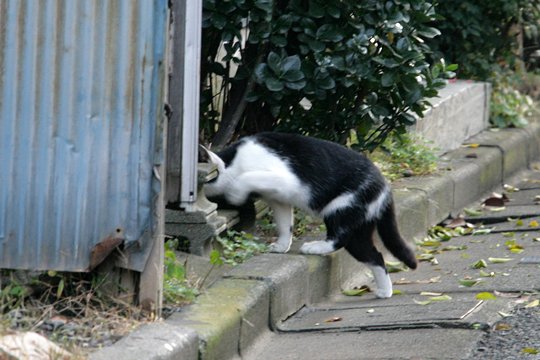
264 77 284 92
285 80 307 90
282 56 301 73
417 26 441 38
267 52 282 75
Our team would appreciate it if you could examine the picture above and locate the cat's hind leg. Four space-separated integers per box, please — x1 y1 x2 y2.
344 223 393 298
266 201 294 253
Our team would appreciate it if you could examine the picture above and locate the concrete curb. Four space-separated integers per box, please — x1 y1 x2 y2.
89 123 540 360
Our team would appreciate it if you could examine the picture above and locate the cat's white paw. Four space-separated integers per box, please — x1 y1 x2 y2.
300 240 335 255
369 265 393 299
374 288 393 299
268 241 291 253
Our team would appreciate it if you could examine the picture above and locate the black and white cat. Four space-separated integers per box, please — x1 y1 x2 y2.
203 132 417 298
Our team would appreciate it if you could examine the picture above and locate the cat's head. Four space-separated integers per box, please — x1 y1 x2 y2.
199 145 226 173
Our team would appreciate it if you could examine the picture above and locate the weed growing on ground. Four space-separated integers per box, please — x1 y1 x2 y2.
215 230 268 266
490 69 535 128
256 209 326 240
371 133 439 181
163 239 199 305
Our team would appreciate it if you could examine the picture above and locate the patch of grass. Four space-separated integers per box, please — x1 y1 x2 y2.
371 133 438 181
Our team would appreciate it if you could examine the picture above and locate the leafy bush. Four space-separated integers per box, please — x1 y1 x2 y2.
201 0 450 150
428 1 540 80
428 1 540 128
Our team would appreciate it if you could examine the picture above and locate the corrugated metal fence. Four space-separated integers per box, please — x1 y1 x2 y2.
0 0 168 271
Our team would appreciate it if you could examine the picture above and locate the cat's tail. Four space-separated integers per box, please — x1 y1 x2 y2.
376 198 418 270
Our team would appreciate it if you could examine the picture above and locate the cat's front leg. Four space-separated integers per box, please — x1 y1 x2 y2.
226 171 276 206
266 201 294 253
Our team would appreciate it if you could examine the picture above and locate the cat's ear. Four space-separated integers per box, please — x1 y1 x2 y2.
199 145 226 172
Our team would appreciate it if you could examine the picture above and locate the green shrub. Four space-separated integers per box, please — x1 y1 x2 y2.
428 1 540 128
201 0 450 150
429 1 540 80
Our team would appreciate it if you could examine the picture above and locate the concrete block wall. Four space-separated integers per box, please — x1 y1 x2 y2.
413 80 491 154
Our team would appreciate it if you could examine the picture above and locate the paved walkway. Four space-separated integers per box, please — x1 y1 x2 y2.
245 169 540 360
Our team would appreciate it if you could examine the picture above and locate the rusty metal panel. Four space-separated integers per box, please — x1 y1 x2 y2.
0 0 168 271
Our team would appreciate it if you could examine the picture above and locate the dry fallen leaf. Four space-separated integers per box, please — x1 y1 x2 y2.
429 295 452 301
393 276 440 285
445 216 467 229
493 291 520 298
324 316 343 323
525 299 539 308
494 323 512 331
503 184 520 192
483 195 506 207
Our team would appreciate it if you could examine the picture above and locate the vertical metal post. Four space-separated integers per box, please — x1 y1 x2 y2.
167 0 202 210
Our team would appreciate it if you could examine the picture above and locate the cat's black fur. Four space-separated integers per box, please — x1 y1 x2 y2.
204 132 417 298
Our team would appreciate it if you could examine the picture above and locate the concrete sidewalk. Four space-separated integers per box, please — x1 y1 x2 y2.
90 124 540 360
246 168 540 360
